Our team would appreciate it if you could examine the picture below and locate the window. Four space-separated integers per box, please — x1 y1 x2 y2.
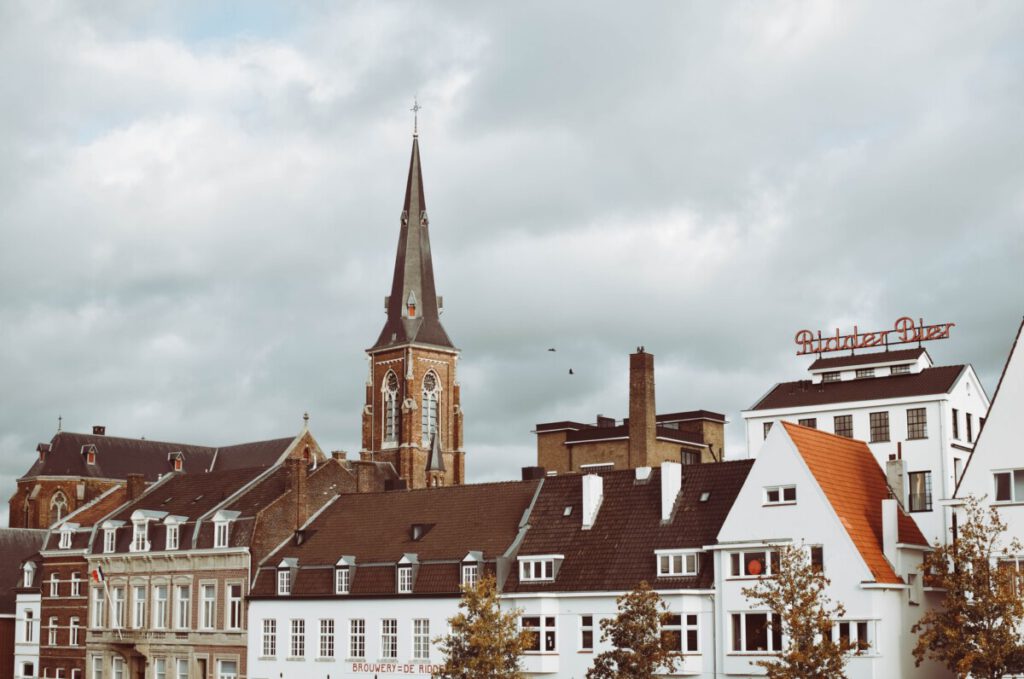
833 415 853 439
261 618 277 657
662 613 700 653
522 616 556 652
201 584 216 629
111 657 124 679
681 448 701 465
580 615 594 651
71 670 81 679
132 585 146 629
152 585 168 629
822 371 841 383
226 584 242 630
398 566 413 594
381 619 398 659
319 619 335 658
999 558 1024 594
383 371 399 444
797 418 817 429
763 421 773 439
277 570 291 596
217 660 237 679
810 545 824 573
891 364 910 375
764 486 796 505
70 573 80 597
214 522 229 548
835 620 873 654
966 413 973 443
350 619 366 659
290 619 305 658
730 550 780 578
907 408 928 440
22 662 34 679
48 616 57 645
519 558 556 582
166 525 179 551
657 551 700 576
131 521 148 552
175 659 187 679
731 612 782 652
69 617 79 646
93 657 103 679
461 563 478 589
175 585 190 629
908 471 933 512
111 586 125 628
421 371 440 445
855 368 874 379
50 492 68 523
153 659 166 679
24 609 34 642
50 573 59 597
994 470 1024 503
869 411 890 443
952 408 960 439
103 529 116 554
413 619 430 660
334 567 350 595
59 529 72 549
92 588 105 628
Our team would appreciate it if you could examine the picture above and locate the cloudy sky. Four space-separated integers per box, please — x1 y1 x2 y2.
2 1 1022 524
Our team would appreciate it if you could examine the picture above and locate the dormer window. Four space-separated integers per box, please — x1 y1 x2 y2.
166 525 179 550
277 569 290 595
215 522 229 548
82 445 98 465
335 567 350 595
855 368 875 379
656 550 700 577
462 563 479 588
58 526 74 549
131 520 149 552
168 452 184 472
822 371 841 383
398 566 413 594
519 556 562 582
891 364 910 375
23 562 36 588
407 291 417 318
764 485 797 505
103 528 116 553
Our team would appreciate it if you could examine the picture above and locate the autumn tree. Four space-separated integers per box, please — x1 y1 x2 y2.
912 495 1024 679
433 574 529 679
587 580 678 679
741 544 852 679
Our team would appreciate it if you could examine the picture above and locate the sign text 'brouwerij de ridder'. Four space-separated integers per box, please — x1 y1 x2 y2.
794 317 955 356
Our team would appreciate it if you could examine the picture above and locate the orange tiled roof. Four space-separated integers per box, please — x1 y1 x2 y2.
781 422 928 584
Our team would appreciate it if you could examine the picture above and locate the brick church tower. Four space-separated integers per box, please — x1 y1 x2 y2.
360 132 465 488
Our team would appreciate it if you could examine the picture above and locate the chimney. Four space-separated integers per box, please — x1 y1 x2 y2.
886 455 906 506
882 498 899 569
628 349 656 468
661 461 682 522
332 450 347 461
581 474 603 530
92 426 106 436
37 443 50 462
596 415 616 428
126 473 145 501
521 466 546 481
286 457 309 529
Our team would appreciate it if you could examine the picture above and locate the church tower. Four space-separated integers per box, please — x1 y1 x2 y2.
360 131 465 488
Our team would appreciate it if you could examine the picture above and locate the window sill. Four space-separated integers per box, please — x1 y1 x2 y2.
870 439 890 444
907 509 933 514
727 651 780 656
762 502 796 507
991 500 1024 506
258 657 275 661
315 657 335 662
906 437 928 441
285 657 306 662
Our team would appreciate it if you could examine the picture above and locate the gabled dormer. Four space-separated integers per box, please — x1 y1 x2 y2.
168 451 184 473
162 515 187 551
808 348 933 384
36 442 51 463
129 509 168 553
461 551 482 588
22 560 37 588
81 444 98 466
212 509 240 549
100 520 125 554
58 522 80 550
335 556 356 595
397 553 418 594
277 558 298 596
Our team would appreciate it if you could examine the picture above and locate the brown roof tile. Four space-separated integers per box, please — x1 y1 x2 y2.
0 529 47 613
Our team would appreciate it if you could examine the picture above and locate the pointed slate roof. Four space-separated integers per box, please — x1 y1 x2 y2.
371 135 455 351
426 432 446 472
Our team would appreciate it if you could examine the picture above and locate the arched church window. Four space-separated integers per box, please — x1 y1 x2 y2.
383 371 399 444
422 371 440 446
50 491 68 524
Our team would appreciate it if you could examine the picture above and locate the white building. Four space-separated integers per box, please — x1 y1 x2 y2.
716 421 949 678
743 347 989 545
14 561 41 679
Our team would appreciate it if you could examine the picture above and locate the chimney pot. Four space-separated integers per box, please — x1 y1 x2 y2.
92 426 106 436
126 473 145 501
332 450 347 461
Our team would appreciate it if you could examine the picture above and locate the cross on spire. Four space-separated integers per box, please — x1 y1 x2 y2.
410 97 422 136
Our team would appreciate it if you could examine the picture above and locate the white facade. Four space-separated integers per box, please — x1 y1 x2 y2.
14 591 40 679
743 353 989 545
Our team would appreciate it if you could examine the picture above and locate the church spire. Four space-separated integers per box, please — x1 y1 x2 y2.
371 132 455 351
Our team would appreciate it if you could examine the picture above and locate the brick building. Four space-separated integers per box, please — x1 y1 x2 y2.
535 349 726 474
360 132 465 489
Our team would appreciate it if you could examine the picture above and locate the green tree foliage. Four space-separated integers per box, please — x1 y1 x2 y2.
586 581 678 679
433 574 529 679
741 544 852 679
913 495 1024 679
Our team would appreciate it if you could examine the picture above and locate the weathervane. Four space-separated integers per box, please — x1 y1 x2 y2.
410 97 422 136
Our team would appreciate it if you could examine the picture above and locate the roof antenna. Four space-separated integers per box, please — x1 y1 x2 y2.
410 97 422 137
302 412 310 431
57 414 62 433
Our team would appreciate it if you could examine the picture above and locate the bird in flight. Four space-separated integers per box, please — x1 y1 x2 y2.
568 368 574 375
547 347 556 352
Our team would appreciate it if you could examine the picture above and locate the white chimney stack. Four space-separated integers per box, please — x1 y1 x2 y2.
581 474 603 530
661 462 682 522
881 498 898 569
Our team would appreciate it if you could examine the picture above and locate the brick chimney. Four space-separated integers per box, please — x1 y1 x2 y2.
628 348 656 468
285 457 309 529
126 473 145 501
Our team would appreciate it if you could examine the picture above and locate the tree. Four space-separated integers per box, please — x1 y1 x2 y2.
433 574 529 679
586 581 678 679
740 544 852 679
912 495 1024 679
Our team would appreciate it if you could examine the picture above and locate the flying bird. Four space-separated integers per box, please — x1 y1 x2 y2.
568 368 574 375
547 347 557 352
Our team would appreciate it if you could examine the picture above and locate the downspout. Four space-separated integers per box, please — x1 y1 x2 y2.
710 593 718 678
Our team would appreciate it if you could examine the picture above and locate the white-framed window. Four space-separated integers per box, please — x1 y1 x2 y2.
21 661 35 678
71 669 81 679
132 585 147 629
59 529 72 549
519 557 557 582
319 619 335 658
763 421 773 439
217 660 237 679
201 583 216 629
350 619 366 659
49 573 59 597
834 620 874 654
111 656 124 679
663 613 700 653
23 563 35 587
47 616 57 645
461 563 478 588
227 583 243 630
729 550 780 578
174 585 191 629
92 656 103 679
214 521 230 548
262 619 277 657
731 612 782 652
70 573 81 597
277 570 291 596
50 491 68 522
152 585 168 629
656 550 700 577
907 407 928 440
103 528 116 553
290 619 305 658
764 485 797 505
175 659 187 679
413 619 430 660
166 525 179 551
398 566 413 593
69 616 79 646
994 469 1024 503
383 371 399 444
111 586 125 628
131 520 148 552
381 618 398 659
891 364 910 375
421 371 440 445
822 371 841 383
153 659 166 679
24 609 34 642
91 588 105 628
522 616 556 652
580 615 594 652
334 566 350 594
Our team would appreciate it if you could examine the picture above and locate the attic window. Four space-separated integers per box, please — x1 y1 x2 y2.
462 563 479 588
822 371 841 383
764 485 797 506
168 453 183 472
398 566 413 594
699 492 711 502
277 569 291 596
131 520 150 553
103 528 116 554
411 524 432 541
59 529 73 550
335 566 350 595
519 556 561 582
656 550 700 577
82 446 98 465
215 521 230 548
891 364 910 375
563 506 572 517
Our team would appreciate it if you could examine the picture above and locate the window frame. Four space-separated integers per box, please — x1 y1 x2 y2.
413 618 430 660
662 612 700 654
166 524 179 551
49 573 59 597
334 566 350 595
152 584 168 630
214 521 230 549
290 618 305 658
797 417 817 429
397 565 414 594
47 616 57 646
226 583 243 630
262 618 277 657
730 612 783 653
521 615 557 653
993 469 1024 504
174 584 191 630
319 618 335 659
381 618 398 660
461 563 479 589
763 485 797 506
729 550 780 579
833 414 853 439
869 411 890 443
518 556 558 582
906 407 928 440
834 619 874 655
131 585 146 629
580 615 594 652
70 573 81 597
822 371 841 383
655 550 700 577
908 471 933 512
200 583 217 630
277 569 291 596
349 618 366 659
69 616 80 646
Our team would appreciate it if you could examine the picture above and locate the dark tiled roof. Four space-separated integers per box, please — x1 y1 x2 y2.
656 410 726 423
535 421 590 432
505 461 753 593
212 438 295 471
749 365 965 411
108 467 267 523
564 424 704 446
0 528 47 613
808 348 927 371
